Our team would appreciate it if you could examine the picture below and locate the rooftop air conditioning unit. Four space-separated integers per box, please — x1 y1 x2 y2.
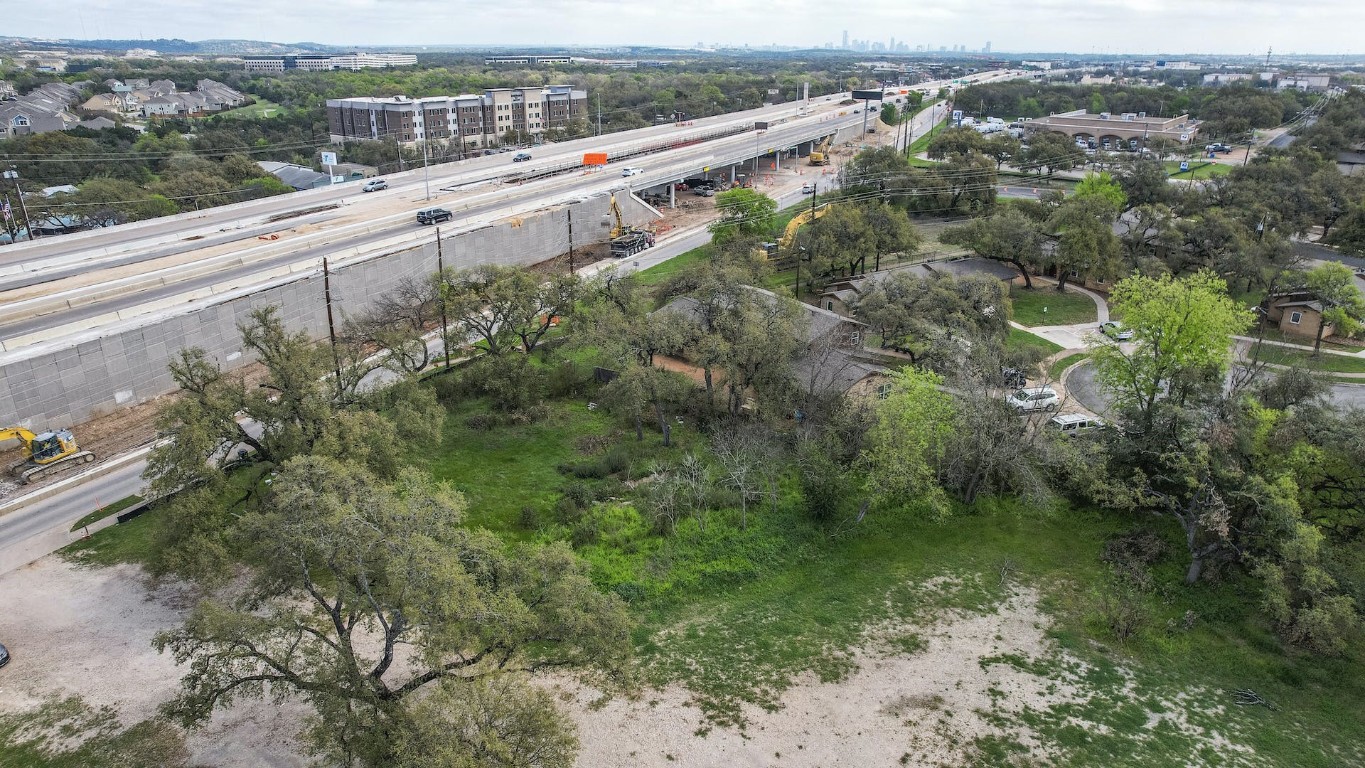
1099 112 1111 119
1138 111 1147 118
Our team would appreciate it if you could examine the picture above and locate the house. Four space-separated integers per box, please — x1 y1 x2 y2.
0 81 16 99
80 93 131 116
41 184 78 197
256 161 331 190
653 286 890 406
140 95 182 117
0 82 87 139
816 258 1022 318
1263 291 1334 339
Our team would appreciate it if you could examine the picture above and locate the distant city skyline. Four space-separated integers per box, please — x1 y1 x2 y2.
7 0 1362 56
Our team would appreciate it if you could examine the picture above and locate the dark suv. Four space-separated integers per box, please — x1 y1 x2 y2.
0 641 9 668
416 208 453 225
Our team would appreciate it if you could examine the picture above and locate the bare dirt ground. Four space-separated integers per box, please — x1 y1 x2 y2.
0 555 1169 767
0 398 166 505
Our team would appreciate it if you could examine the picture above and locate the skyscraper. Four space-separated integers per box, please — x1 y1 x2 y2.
984 41 992 53
842 30 849 49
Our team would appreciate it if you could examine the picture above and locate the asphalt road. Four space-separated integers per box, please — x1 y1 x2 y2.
0 70 1026 352
1066 359 1365 417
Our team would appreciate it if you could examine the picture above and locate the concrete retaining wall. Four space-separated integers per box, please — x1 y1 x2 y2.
1 191 654 429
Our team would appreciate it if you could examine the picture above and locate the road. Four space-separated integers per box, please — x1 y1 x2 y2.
1066 359 1365 417
0 71 1024 356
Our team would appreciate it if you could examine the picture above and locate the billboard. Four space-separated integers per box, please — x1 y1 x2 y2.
320 151 338 166
582 153 609 166
851 89 882 101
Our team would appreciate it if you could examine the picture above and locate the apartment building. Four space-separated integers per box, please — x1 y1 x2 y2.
243 53 417 73
326 85 588 147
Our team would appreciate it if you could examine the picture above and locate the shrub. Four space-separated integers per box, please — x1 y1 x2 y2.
518 505 540 531
465 413 498 432
547 360 593 398
561 482 597 509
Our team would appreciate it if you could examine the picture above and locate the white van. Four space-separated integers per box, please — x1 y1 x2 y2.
1049 413 1104 436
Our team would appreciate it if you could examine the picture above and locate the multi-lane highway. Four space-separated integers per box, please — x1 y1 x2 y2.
0 70 1022 357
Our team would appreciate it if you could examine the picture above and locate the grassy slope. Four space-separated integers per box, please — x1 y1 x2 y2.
1252 343 1365 373
1007 326 1065 357
1010 284 1098 326
69 495 143 532
55 381 1365 765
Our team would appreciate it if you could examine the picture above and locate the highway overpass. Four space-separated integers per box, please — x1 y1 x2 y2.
0 70 1022 428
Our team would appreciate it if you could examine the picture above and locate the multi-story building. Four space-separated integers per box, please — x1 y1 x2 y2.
243 53 418 73
326 85 588 147
483 55 574 65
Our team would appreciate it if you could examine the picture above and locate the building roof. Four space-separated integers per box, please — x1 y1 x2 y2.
256 160 330 190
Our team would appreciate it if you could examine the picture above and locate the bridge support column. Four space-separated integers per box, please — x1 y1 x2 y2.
669 183 676 209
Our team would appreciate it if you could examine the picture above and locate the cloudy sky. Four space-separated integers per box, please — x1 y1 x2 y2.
9 0 1360 55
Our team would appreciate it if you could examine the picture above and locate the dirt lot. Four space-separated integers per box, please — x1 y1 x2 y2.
0 555 1149 767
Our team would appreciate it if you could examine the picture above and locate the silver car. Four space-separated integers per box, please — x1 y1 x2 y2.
1008 387 1061 412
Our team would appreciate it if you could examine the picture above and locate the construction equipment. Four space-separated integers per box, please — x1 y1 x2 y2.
1 426 95 484
809 135 834 166
608 193 655 258
756 204 830 259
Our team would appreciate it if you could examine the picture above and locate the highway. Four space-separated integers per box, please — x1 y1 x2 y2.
0 70 1023 357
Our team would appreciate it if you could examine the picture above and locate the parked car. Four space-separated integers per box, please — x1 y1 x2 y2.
0 641 9 668
1002 367 1028 388
1007 386 1061 412
693 186 715 197
801 182 817 194
1098 321 1134 341
416 207 452 225
621 167 644 177
513 152 532 162
1049 413 1105 436
1207 142 1232 153
361 178 388 193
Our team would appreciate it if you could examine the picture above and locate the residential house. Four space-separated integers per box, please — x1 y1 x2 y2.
256 161 331 190
0 81 15 99
80 92 132 117
0 81 88 138
1263 291 1335 340
653 286 890 408
140 95 182 118
817 258 1022 318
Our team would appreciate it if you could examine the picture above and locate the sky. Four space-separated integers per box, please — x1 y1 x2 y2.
7 0 1361 56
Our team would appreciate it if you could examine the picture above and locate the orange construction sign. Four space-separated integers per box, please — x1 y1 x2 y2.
583 152 608 166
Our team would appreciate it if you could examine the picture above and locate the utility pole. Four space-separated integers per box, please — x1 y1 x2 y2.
796 183 817 299
436 228 450 365
566 207 576 275
4 168 36 240
597 94 602 137
422 137 431 200
322 258 343 399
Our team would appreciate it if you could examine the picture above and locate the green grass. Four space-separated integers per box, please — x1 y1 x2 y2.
0 695 186 767
69 495 142 532
635 244 714 286
1165 160 1234 180
1048 352 1089 380
906 120 947 155
1010 284 1099 326
61 502 164 568
213 98 282 119
1250 343 1365 373
1007 326 1064 358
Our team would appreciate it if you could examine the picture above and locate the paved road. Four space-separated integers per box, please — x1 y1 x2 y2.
0 71 1027 355
1066 359 1365 417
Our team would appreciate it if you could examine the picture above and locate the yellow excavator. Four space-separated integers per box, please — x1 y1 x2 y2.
608 193 654 258
1 426 95 484
809 135 833 166
758 204 830 258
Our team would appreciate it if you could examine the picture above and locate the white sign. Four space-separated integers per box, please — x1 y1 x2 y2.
1178 134 1189 143
1179 161 1190 171
320 151 338 166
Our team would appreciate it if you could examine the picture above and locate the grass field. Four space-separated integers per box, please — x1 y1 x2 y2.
1165 160 1234 180
212 98 282 119
68 495 142 532
50 366 1365 765
635 244 714 286
1048 352 1089 380
1006 326 1065 358
1010 284 1098 326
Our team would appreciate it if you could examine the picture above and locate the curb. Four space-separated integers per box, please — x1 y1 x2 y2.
0 443 156 519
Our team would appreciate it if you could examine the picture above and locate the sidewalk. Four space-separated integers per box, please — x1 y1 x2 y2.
1233 334 1365 358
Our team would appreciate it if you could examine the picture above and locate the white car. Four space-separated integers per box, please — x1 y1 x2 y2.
1098 321 1133 341
621 167 644 177
1007 387 1061 412
801 182 817 194
1049 413 1104 436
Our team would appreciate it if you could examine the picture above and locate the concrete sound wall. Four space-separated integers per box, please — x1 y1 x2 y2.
0 192 652 430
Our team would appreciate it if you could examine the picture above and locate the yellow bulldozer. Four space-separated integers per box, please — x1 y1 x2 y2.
1 426 95 484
